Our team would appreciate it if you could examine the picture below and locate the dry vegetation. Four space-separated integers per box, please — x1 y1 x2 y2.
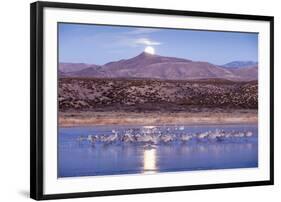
58 78 258 126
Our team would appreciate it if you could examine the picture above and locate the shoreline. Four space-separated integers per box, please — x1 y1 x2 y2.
59 110 258 127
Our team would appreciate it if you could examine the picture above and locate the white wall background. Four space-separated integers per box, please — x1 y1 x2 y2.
0 0 279 201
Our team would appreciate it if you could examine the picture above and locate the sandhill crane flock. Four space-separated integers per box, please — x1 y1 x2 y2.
77 126 255 145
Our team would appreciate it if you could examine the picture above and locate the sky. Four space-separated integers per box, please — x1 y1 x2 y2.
59 23 258 66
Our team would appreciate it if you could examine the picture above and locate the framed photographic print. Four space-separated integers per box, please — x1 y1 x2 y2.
30 1 274 200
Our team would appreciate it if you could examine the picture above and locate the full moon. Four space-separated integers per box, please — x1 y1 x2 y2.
144 46 155 55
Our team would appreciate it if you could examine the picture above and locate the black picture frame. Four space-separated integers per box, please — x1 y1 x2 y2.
30 1 274 200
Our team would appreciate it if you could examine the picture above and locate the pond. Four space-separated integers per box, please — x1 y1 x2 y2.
58 124 258 177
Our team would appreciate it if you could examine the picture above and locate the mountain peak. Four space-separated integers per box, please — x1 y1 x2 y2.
136 51 157 58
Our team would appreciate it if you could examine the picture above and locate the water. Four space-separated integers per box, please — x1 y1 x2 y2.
58 124 258 177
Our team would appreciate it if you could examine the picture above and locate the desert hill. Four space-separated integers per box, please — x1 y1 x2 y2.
59 78 258 112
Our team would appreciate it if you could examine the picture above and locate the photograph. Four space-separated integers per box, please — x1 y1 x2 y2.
58 23 259 178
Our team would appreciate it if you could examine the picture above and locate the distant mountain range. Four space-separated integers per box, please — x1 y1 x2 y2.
59 63 99 72
221 61 258 69
59 52 258 81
